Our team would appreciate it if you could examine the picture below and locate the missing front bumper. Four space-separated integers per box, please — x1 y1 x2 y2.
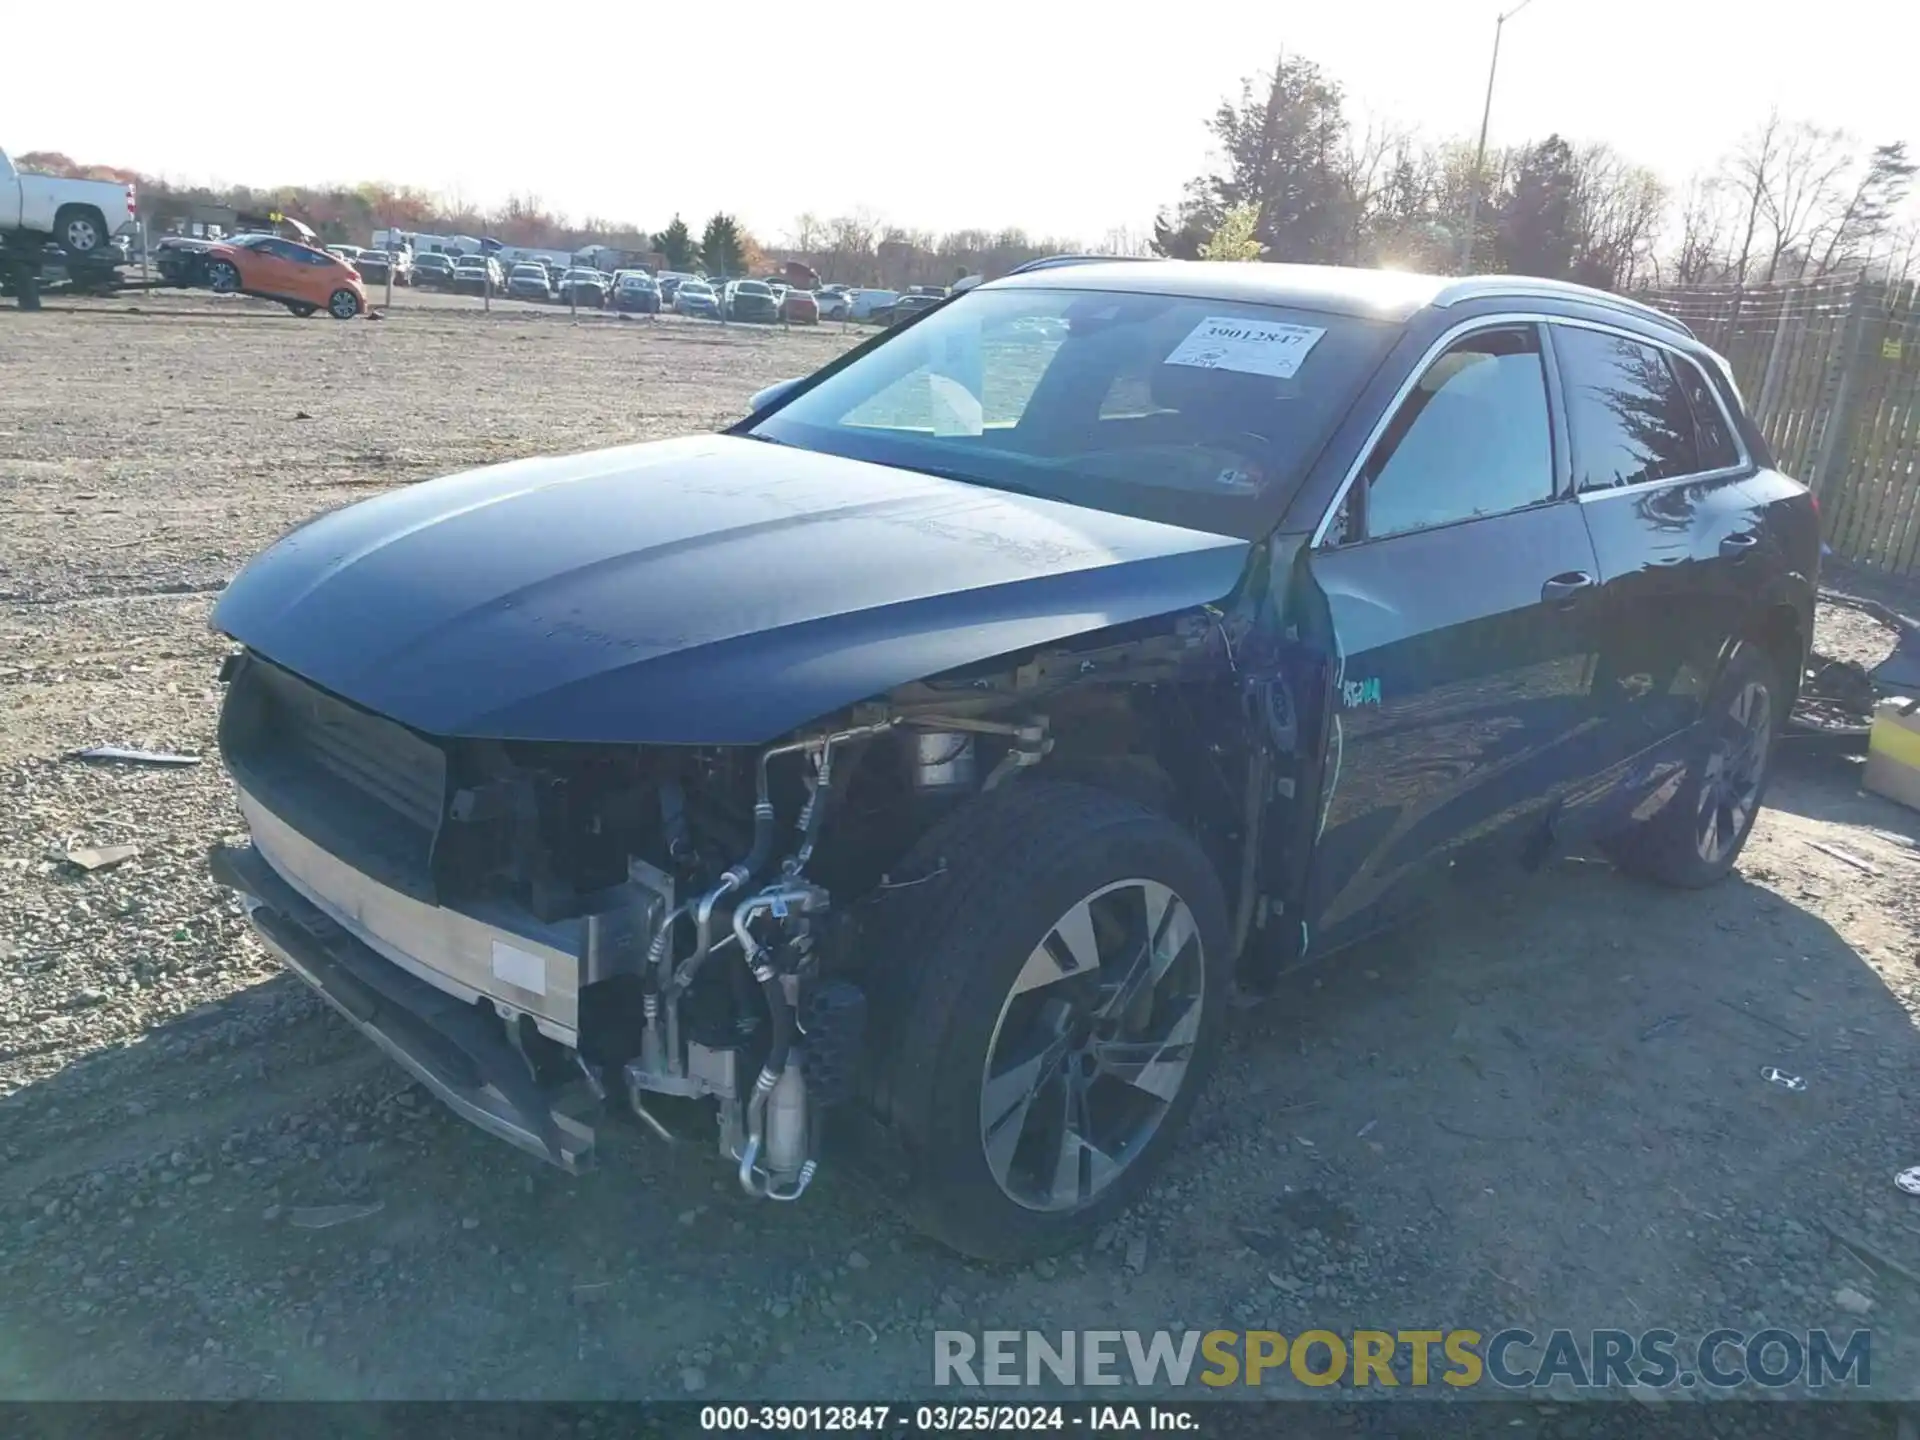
209 842 596 1172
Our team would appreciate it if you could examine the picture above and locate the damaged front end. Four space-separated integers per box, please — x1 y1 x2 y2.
208 648 1071 1197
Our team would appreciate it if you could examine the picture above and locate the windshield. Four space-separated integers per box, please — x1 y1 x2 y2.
748 284 1397 536
738 282 771 295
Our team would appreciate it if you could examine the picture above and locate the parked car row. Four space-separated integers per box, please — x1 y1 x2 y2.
177 226 881 326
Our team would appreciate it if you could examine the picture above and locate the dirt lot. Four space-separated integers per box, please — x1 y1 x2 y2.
4 292 1920 1410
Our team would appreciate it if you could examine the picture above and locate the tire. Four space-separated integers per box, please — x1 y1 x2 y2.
286 302 316 318
863 781 1231 1261
327 288 360 320
54 206 107 256
1602 641 1779 888
205 259 240 294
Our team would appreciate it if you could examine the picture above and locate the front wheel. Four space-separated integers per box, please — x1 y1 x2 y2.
865 782 1231 1261
1602 641 1779 888
205 259 240 294
327 288 361 320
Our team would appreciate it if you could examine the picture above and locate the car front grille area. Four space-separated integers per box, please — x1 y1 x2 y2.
218 653 448 900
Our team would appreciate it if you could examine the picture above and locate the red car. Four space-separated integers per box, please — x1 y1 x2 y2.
781 288 819 325
203 234 369 319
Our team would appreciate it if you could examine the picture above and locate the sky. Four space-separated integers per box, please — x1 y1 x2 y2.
6 0 1917 245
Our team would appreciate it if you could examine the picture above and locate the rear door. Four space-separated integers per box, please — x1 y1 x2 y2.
1550 320 1766 810
1296 321 1606 951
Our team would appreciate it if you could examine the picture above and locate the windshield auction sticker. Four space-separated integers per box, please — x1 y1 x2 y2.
1164 317 1326 379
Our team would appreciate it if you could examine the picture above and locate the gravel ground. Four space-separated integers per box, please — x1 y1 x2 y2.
4 292 1920 1411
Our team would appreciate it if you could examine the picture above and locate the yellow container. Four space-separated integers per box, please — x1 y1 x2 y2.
1863 700 1920 813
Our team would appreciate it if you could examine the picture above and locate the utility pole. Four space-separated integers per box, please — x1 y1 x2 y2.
1460 0 1540 273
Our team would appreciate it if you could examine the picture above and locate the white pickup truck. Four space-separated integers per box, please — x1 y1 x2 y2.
0 147 134 256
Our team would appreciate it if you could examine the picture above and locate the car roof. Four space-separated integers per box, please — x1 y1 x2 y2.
983 259 1692 338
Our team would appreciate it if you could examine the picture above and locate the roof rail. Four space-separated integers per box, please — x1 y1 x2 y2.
1433 276 1695 340
1004 254 1159 276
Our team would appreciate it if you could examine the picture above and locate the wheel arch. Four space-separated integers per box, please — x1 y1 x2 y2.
1752 602 1808 715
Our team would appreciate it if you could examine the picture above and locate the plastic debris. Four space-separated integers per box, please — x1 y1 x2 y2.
1895 1167 1920 1197
1760 1066 1807 1091
66 746 200 768
65 843 140 872
287 1202 384 1230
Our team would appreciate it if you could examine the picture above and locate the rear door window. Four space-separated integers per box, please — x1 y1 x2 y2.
1553 326 1703 491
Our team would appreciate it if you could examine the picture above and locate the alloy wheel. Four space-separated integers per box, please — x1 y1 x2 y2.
329 289 359 320
979 878 1205 1213
1696 677 1771 864
207 262 239 294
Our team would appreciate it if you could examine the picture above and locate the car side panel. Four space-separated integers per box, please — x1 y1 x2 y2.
1566 468 1816 834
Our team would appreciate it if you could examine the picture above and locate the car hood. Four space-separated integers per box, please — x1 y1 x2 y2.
212 436 1249 745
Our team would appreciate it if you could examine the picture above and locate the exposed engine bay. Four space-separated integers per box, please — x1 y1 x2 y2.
210 601 1278 1202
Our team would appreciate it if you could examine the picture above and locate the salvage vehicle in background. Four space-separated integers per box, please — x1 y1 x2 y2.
674 278 720 317
204 233 368 318
725 278 779 322
558 268 610 307
356 250 411 286
154 234 221 287
207 259 1815 1260
452 255 504 294
507 262 554 300
0 147 133 257
781 287 819 324
885 291 943 325
613 271 661 313
413 252 458 289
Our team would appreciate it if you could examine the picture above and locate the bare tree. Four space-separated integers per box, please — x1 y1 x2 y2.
1813 142 1917 275
1671 174 1737 284
1568 143 1665 290
786 212 826 260
1724 111 1785 285
1094 225 1152 256
1758 121 1852 281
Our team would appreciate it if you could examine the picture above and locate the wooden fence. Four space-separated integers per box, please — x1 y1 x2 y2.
1639 275 1920 576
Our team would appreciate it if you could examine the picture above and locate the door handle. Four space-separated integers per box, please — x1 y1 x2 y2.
1541 571 1596 605
1720 532 1760 560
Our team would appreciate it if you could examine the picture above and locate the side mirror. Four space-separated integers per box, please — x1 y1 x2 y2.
748 378 804 413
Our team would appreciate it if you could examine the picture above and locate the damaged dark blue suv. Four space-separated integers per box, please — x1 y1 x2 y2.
209 259 1817 1259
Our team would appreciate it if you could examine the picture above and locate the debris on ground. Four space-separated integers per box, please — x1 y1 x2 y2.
1808 840 1884 876
287 1202 385 1231
65 745 201 768
63 842 140 872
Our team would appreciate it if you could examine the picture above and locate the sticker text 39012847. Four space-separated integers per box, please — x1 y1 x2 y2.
1164 317 1327 379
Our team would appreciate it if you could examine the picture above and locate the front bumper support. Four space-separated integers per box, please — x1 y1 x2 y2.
210 843 595 1171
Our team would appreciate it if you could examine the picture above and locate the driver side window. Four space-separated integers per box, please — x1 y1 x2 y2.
1352 325 1554 542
